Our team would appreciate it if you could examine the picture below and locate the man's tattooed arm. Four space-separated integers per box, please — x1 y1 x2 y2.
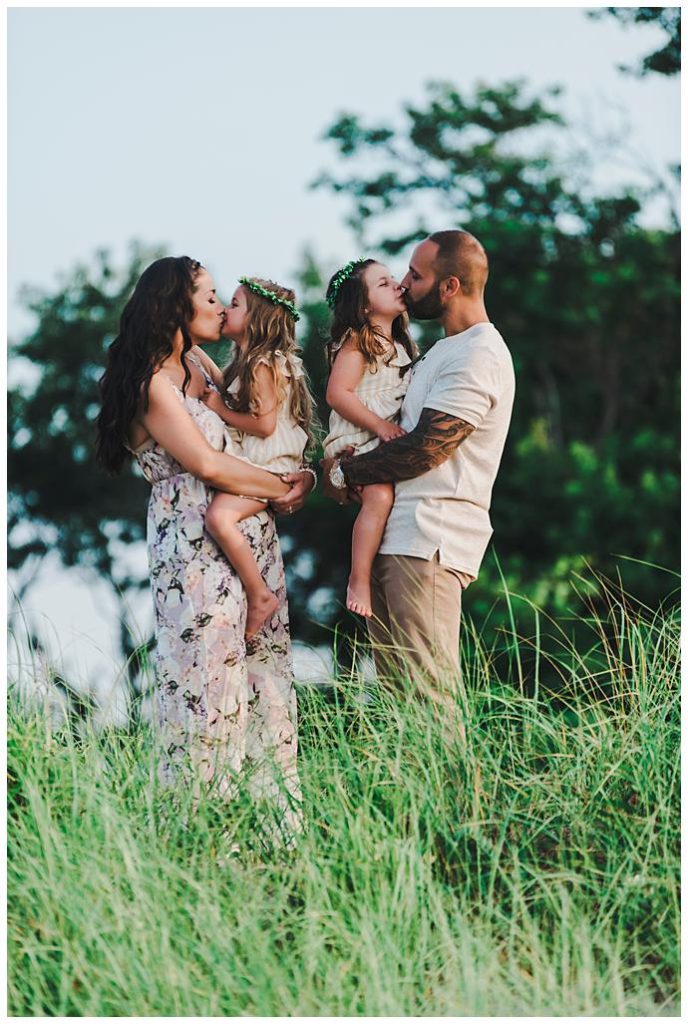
341 407 475 487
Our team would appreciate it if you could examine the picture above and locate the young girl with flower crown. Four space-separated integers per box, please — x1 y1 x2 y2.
201 277 315 639
324 259 417 618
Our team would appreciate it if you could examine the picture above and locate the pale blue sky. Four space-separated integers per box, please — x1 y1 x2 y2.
7 5 681 694
8 6 680 338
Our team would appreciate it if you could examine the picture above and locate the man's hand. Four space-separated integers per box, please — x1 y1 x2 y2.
320 450 360 505
269 469 315 515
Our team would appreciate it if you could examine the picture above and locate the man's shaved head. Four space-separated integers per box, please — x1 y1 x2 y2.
428 230 489 296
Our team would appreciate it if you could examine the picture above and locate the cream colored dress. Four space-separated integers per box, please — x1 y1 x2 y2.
324 340 412 458
225 351 309 474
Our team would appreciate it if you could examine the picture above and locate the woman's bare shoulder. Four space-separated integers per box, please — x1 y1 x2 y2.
145 367 173 398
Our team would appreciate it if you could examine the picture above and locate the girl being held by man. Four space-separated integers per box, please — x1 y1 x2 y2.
324 259 417 618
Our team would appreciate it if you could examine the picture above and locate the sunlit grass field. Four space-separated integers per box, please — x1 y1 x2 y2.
8 582 680 1016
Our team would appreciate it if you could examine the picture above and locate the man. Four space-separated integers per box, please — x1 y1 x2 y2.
324 229 515 712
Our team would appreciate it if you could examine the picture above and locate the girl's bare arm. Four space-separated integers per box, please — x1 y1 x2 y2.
204 363 278 439
326 341 402 439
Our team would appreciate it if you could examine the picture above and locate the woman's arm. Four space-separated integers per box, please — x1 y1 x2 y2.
203 363 278 438
139 374 288 498
326 341 404 441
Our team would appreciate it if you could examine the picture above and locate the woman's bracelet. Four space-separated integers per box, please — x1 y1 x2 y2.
301 465 318 492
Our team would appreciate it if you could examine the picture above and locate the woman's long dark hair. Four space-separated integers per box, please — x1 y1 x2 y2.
325 259 416 370
95 256 202 473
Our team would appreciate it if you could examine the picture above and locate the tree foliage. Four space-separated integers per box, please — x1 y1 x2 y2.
590 7 681 77
8 244 172 693
9 243 162 588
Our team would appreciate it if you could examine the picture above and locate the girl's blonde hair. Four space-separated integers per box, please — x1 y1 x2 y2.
222 278 316 452
325 259 417 370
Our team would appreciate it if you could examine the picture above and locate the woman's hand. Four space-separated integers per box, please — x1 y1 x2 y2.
269 469 316 515
375 419 407 443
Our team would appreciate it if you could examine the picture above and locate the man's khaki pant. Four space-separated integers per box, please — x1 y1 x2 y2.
368 552 473 724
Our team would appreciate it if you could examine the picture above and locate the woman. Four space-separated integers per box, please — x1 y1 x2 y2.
96 256 313 840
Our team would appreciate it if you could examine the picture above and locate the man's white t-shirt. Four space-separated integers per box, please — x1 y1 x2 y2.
379 321 515 578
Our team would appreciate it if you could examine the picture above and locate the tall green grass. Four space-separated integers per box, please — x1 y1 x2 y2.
8 585 680 1015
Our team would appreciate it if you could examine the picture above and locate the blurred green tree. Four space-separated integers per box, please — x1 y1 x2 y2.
9 244 157 586
589 7 681 77
8 243 163 689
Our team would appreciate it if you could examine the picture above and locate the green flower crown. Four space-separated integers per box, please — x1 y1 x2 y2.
239 277 300 321
326 258 367 308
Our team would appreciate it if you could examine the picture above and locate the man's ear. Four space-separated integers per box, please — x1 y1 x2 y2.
440 276 462 300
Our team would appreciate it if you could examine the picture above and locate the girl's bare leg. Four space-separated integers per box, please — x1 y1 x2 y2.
206 492 280 638
347 482 394 618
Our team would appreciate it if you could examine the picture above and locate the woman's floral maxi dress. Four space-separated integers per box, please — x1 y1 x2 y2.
133 358 301 837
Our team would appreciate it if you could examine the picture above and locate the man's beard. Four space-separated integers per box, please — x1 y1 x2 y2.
404 280 442 320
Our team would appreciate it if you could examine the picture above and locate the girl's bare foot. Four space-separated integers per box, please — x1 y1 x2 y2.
245 589 280 639
346 576 373 617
